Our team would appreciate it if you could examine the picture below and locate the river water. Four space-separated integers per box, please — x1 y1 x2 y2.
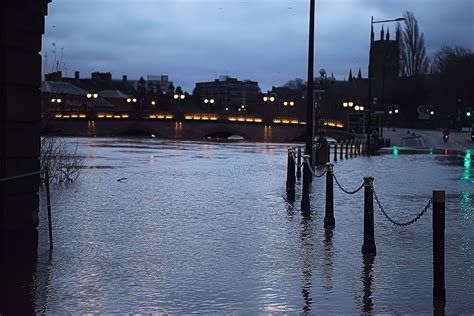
34 138 472 313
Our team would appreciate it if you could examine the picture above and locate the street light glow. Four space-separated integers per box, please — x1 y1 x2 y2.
180 95 185 100
269 96 275 102
284 101 288 106
210 99 215 104
354 105 360 111
86 93 92 99
93 93 98 99
174 94 179 99
151 101 156 106
290 101 294 106
263 96 268 102
204 99 209 104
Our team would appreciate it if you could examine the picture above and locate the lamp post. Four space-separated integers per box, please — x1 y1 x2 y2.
305 0 316 164
301 0 316 211
367 16 405 153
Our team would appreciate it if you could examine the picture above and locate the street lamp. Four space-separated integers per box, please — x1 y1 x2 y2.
174 94 185 100
367 16 405 153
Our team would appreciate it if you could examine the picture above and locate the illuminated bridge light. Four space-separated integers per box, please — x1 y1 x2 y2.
79 114 87 118
70 114 78 118
105 114 113 118
201 116 209 120
291 120 299 124
149 115 157 119
273 119 282 124
300 121 307 125
157 115 165 119
113 115 121 119
254 118 263 123
228 117 237 122
237 117 245 122
282 119 290 124
97 114 105 118
62 115 70 119
54 114 62 118
165 115 174 119
210 116 218 121
193 115 201 120
121 114 130 119
185 115 193 120
245 118 254 122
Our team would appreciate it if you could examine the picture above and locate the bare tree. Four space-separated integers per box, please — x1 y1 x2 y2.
431 46 472 74
397 11 429 76
40 137 84 184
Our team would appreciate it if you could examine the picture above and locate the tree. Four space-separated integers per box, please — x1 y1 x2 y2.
431 46 472 74
284 78 307 90
166 83 175 95
137 76 146 96
397 11 429 76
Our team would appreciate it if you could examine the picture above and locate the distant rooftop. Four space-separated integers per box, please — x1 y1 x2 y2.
41 81 86 96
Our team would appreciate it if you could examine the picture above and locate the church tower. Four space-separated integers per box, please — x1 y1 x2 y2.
370 25 400 81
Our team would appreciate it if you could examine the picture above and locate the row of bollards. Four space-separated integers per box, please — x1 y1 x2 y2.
285 147 446 307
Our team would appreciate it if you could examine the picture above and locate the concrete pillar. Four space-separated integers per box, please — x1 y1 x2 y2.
1 1 51 312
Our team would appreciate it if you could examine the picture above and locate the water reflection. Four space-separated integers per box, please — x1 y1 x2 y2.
300 212 313 313
360 254 375 313
322 228 334 293
460 192 472 258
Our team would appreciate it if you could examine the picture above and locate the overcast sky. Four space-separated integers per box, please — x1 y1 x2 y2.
42 0 473 92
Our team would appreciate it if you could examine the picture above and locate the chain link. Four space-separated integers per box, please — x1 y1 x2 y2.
332 171 365 195
303 156 327 178
289 148 305 168
371 180 432 227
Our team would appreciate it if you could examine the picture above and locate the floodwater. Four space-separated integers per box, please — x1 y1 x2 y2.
32 138 472 313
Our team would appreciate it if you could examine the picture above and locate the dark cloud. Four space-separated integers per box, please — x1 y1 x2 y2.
43 0 473 92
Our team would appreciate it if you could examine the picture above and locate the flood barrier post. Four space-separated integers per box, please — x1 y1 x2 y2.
362 176 376 254
324 163 335 227
301 155 311 212
345 139 349 159
339 141 343 160
286 148 296 202
432 190 446 305
296 146 302 179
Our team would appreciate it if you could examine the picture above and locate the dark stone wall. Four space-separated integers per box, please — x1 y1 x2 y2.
0 0 50 313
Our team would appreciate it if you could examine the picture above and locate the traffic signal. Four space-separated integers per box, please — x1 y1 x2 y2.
466 107 472 117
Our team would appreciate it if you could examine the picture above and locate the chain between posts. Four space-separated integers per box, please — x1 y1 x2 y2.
370 179 432 227
289 148 304 168
303 155 327 178
332 170 365 195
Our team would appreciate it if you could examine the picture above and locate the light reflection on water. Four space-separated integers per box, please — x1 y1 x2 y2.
33 138 473 313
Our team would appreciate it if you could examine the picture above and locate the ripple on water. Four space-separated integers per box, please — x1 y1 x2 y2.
34 139 474 313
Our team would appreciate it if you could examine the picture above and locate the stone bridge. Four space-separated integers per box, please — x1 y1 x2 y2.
44 118 350 142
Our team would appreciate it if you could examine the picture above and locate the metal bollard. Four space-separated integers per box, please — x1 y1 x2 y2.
362 177 376 254
333 141 338 162
354 140 358 157
296 147 302 179
301 155 311 212
358 140 361 155
286 148 296 202
350 139 354 158
339 141 344 160
324 163 335 227
345 139 349 159
432 190 446 305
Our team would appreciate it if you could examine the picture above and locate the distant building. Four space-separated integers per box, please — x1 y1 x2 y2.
194 76 260 112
